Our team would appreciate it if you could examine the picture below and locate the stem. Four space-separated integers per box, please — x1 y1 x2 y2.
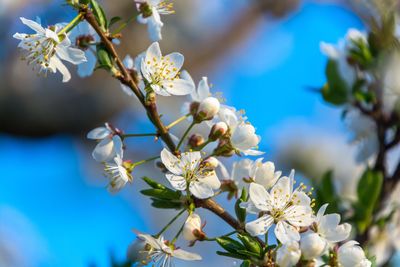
176 122 196 150
58 13 83 36
156 209 186 238
133 156 160 167
166 114 191 129
171 217 188 244
122 133 158 138
194 139 213 151
83 8 177 153
204 230 237 241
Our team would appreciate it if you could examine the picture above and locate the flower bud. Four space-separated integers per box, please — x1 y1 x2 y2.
209 122 228 141
188 134 205 148
127 237 149 264
189 101 200 115
183 213 205 242
202 156 219 169
300 232 326 260
194 97 220 122
276 241 301 267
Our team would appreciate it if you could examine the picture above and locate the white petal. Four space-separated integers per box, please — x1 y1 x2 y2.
164 52 184 77
160 148 182 175
92 137 116 162
249 183 271 211
189 182 214 199
50 56 71 82
316 204 328 223
56 46 87 64
197 77 210 100
145 42 162 64
162 79 194 96
20 17 45 33
112 135 123 158
77 50 97 77
245 215 274 236
165 174 187 191
201 172 221 190
172 249 202 261
87 127 111 139
275 221 300 244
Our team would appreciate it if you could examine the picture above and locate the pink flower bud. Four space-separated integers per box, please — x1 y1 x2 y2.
209 122 228 141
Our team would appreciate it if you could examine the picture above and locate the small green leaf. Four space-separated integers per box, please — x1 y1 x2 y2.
90 0 108 31
96 44 113 71
142 176 166 189
322 60 349 105
109 16 122 28
235 187 247 223
240 260 251 267
150 198 183 210
216 236 246 254
216 251 248 260
237 233 262 256
140 188 182 200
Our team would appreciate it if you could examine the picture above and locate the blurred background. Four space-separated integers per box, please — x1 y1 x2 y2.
1 0 394 266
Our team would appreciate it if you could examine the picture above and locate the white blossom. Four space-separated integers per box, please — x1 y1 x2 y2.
69 21 98 77
160 148 221 199
136 0 174 41
249 158 281 189
300 232 326 260
230 158 253 190
130 234 201 267
13 17 87 82
140 42 194 96
244 171 314 244
219 105 263 156
195 97 220 121
103 154 132 193
275 241 301 267
337 241 371 267
87 124 123 162
182 213 203 241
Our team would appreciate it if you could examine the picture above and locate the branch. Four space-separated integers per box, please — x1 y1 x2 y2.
194 198 265 247
82 8 177 153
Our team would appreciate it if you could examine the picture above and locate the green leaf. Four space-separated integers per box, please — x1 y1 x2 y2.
353 169 383 233
237 233 262 256
237 250 261 258
235 187 247 223
90 0 108 31
96 44 113 71
216 251 248 260
150 198 183 210
322 60 349 105
140 188 182 200
216 236 246 254
240 260 251 267
142 176 166 189
109 16 122 28
314 171 339 213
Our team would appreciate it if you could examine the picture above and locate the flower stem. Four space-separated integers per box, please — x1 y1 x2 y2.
204 230 237 241
58 13 83 36
176 122 196 150
171 216 188 244
122 133 158 138
155 209 186 238
166 114 191 129
133 156 160 167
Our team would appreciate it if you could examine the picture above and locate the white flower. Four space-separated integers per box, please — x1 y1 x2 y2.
140 42 194 96
275 241 301 267
314 204 351 244
230 158 253 190
136 0 174 41
300 232 326 260
320 28 367 89
13 17 87 82
244 171 314 244
249 158 281 189
218 106 263 156
87 124 123 162
104 155 132 193
127 235 149 264
69 21 98 77
183 213 204 241
135 234 202 266
337 241 371 267
160 148 221 199
195 97 220 121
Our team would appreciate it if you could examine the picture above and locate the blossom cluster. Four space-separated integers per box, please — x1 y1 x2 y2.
12 0 381 266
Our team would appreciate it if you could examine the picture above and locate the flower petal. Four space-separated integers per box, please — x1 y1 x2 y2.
162 78 194 96
189 182 214 199
50 56 71 83
245 215 274 236
56 46 87 64
173 249 202 261
165 174 187 191
200 172 221 190
20 17 45 33
87 127 111 139
92 137 116 162
275 221 300 244
249 183 271 211
160 148 182 175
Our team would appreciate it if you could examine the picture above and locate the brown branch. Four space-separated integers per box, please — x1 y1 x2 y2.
195 198 265 247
